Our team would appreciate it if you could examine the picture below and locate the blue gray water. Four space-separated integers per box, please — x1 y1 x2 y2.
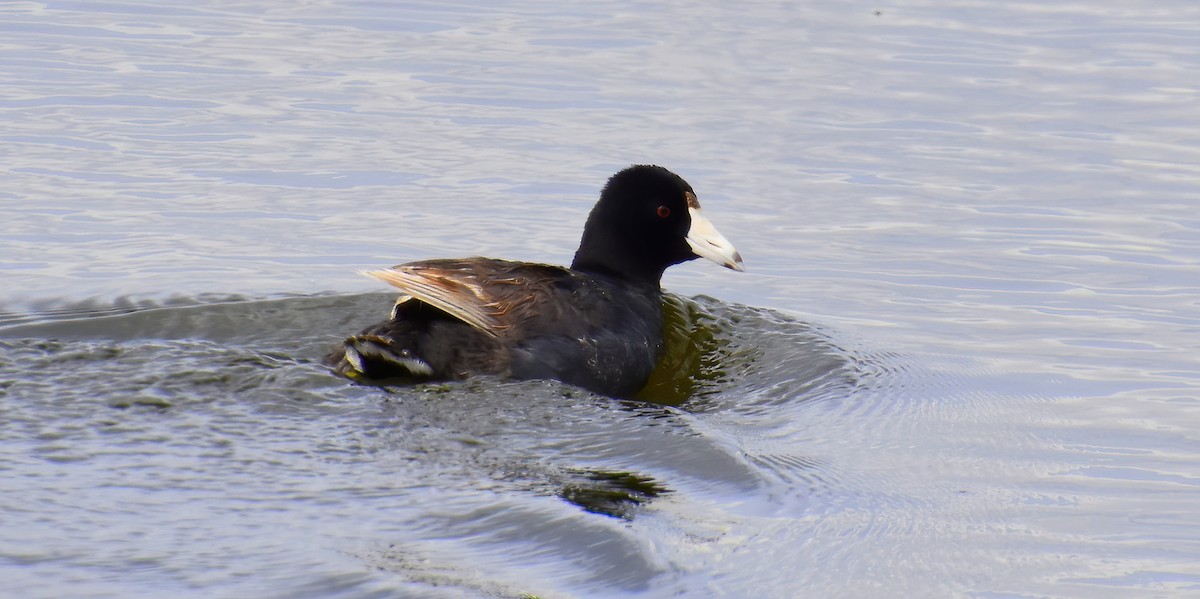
3 1 1199 597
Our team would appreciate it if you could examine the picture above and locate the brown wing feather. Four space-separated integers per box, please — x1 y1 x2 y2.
363 258 569 339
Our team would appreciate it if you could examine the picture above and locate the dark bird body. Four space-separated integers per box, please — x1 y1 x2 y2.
328 165 743 397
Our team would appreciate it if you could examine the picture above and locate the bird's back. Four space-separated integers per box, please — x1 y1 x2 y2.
331 258 665 396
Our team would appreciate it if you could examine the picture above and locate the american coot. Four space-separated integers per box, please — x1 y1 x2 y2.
328 165 743 397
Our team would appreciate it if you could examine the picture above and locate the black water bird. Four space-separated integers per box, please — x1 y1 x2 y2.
328 165 743 397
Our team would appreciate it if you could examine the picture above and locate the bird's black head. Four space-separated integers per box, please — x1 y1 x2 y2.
571 165 743 285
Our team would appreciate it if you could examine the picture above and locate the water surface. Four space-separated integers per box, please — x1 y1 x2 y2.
3 1 1199 597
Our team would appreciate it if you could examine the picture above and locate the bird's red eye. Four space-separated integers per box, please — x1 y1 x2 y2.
656 205 671 218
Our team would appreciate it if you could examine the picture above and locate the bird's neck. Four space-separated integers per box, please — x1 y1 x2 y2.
571 245 665 289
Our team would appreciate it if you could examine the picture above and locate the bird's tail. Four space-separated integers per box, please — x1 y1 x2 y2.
334 334 434 381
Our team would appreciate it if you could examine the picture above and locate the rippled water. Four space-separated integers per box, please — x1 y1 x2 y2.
3 1 1200 597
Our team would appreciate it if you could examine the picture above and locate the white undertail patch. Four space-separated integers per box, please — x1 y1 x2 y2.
344 336 434 377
